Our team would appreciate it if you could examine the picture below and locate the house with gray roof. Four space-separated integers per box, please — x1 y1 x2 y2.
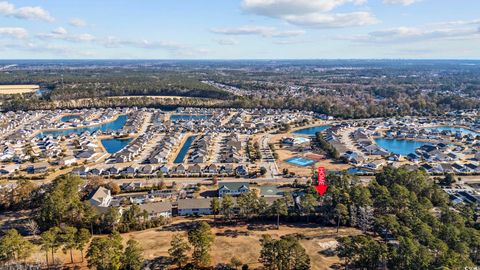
177 198 213 216
218 182 250 197
88 187 112 208
138 202 172 219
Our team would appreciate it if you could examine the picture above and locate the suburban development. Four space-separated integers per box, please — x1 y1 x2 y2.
0 0 480 269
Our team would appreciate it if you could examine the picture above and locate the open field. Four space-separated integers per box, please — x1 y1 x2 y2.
107 95 213 100
0 84 39 94
25 219 360 269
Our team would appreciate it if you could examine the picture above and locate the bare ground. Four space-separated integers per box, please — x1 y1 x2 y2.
26 218 360 269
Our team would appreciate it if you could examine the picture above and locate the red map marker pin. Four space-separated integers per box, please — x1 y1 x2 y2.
315 166 328 196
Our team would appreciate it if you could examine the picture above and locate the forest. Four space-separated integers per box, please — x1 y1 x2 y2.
0 60 479 118
1 167 478 269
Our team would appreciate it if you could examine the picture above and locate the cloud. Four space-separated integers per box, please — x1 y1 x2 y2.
282 11 378 28
383 0 420 6
0 27 28 39
52 27 67 35
4 42 94 57
272 39 310 45
69 18 87 27
214 38 239 45
342 25 480 43
429 18 480 27
101 36 186 51
0 1 54 22
99 36 209 57
241 0 377 28
37 28 96 42
210 26 305 38
242 0 367 15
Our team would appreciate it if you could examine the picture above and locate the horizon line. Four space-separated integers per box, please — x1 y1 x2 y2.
1 58 480 61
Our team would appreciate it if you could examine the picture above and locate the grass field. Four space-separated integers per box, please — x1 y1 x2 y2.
0 85 39 94
27 218 360 269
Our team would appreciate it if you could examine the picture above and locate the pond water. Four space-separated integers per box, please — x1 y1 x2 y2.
293 125 331 136
101 138 132 154
60 115 81 122
426 126 479 137
170 114 211 122
374 138 427 156
285 156 317 167
174 135 196 163
38 115 128 138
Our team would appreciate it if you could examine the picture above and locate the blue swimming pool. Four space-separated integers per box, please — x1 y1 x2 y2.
293 125 331 136
347 168 371 174
285 157 317 167
38 115 128 138
101 138 132 154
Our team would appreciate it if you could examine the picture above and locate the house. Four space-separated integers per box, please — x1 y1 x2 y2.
364 160 385 170
122 166 137 176
387 154 401 161
281 137 311 146
88 187 112 208
235 165 248 176
59 156 77 166
421 164 434 173
439 163 454 173
27 162 49 174
177 198 213 216
187 164 202 174
465 163 480 173
76 150 95 159
407 153 420 162
103 166 120 176
158 165 169 175
72 166 89 176
452 163 467 173
139 164 155 175
139 202 172 219
88 167 103 176
205 164 218 174
174 164 186 174
218 182 250 197
190 154 206 164
0 164 20 175
121 182 143 191
219 164 234 174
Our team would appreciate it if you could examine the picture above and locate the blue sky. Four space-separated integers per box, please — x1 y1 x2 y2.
0 0 479 59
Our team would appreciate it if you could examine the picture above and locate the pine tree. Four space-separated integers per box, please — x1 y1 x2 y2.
168 234 191 268
122 239 143 270
188 222 214 267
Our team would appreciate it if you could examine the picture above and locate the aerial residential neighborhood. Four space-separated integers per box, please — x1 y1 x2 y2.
0 103 479 269
0 0 480 269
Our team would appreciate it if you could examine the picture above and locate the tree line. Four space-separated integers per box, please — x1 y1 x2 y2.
332 167 480 269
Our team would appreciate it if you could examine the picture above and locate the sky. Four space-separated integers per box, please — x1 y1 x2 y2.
0 0 479 59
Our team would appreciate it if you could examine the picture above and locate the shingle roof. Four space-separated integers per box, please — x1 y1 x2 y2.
138 202 172 214
218 182 250 191
177 198 212 209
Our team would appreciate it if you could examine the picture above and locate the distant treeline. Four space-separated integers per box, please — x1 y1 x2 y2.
1 65 480 118
0 69 231 101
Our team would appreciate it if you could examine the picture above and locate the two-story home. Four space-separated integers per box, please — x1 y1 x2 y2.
218 182 250 197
